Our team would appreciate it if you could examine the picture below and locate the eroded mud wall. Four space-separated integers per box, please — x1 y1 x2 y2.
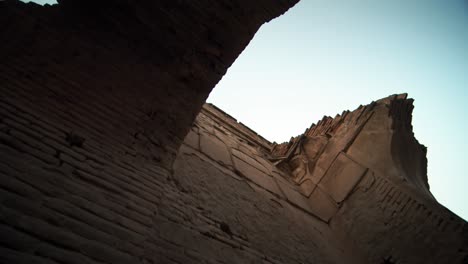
0 0 299 263
0 0 298 167
1 1 466 263
172 99 467 264
171 105 364 264
270 94 467 264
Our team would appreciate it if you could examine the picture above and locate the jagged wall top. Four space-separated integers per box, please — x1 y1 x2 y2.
268 94 431 200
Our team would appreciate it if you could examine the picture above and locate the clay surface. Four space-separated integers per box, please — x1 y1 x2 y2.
0 1 466 263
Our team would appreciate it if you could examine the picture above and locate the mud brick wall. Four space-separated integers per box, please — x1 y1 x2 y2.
0 0 298 167
1 1 467 263
267 94 467 263
176 101 467 263
333 172 468 264
0 0 299 263
172 106 366 264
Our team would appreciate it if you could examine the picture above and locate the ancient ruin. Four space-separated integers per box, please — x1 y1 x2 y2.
0 0 467 263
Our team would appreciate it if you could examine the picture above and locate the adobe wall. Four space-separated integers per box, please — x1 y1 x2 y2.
0 1 466 263
0 0 298 168
0 0 300 263
268 94 467 263
171 97 467 263
170 105 364 263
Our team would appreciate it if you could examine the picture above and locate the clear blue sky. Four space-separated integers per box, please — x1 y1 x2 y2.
26 0 467 220
208 0 468 220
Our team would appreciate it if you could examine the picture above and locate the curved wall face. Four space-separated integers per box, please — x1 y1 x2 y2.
0 0 299 263
0 1 467 264
0 0 298 168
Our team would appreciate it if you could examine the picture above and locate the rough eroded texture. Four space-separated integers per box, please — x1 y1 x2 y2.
0 0 298 168
0 0 301 263
172 105 366 264
269 94 467 263
175 98 467 263
0 0 466 263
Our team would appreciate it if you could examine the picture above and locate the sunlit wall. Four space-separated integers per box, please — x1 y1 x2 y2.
208 0 468 220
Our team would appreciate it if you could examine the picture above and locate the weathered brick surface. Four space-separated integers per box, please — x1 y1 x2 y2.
172 111 361 263
332 171 467 263
270 94 467 263
1 1 466 263
0 0 300 263
0 0 298 168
